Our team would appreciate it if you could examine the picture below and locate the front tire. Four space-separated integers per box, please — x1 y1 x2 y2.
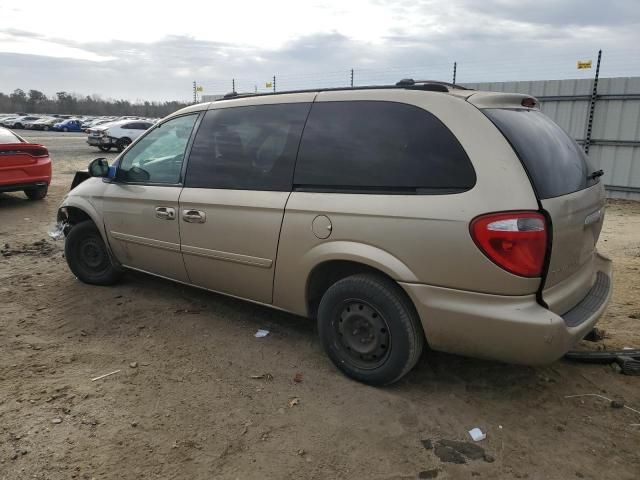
63 127 69 132
318 273 424 386
98 145 112 152
24 186 48 200
64 220 122 285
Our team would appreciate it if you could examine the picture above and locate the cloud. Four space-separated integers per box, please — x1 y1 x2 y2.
0 0 639 101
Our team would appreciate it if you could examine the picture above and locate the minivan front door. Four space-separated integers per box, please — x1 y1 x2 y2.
102 113 200 282
178 101 312 303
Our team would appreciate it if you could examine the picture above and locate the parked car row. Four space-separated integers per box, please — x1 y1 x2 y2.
0 114 159 134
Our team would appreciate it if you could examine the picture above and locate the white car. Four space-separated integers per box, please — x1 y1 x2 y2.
4 115 42 129
87 119 154 152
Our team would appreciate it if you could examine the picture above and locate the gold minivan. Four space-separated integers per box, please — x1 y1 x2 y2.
56 81 612 385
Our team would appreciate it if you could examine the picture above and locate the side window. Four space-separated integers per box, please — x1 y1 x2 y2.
185 103 311 191
294 101 476 193
117 114 199 184
122 123 134 130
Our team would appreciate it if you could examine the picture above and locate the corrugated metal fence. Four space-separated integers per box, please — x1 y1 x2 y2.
463 77 640 200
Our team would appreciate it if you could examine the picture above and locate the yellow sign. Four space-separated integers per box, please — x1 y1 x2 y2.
577 60 592 69
196 86 204 92
265 82 273 88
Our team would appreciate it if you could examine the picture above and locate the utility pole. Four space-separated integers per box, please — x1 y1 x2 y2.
192 81 197 104
232 78 236 93
584 49 602 155
350 68 354 88
452 62 457 86
273 75 276 93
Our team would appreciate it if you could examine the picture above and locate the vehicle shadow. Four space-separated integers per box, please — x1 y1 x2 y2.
0 192 35 209
119 269 541 393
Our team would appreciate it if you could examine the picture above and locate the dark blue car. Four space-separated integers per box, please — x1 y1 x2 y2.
52 119 83 132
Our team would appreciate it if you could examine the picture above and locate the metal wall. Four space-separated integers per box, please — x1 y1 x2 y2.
463 77 640 200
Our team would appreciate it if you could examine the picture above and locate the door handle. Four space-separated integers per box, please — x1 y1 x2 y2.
155 206 176 220
182 209 206 223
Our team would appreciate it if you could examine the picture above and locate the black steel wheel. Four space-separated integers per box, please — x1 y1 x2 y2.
335 300 391 370
64 220 122 285
318 273 424 386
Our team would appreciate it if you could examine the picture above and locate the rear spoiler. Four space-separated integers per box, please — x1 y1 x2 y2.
466 92 540 110
0 143 49 157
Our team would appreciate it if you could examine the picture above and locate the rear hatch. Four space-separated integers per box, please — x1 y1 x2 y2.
481 105 606 315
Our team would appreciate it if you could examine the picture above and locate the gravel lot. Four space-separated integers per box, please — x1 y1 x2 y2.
1 131 639 480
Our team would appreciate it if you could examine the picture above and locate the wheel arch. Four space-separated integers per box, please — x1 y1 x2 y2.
302 242 420 319
58 202 121 267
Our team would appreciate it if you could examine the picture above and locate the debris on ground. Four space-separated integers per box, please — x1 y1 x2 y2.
51 418 62 424
254 329 270 338
468 427 486 442
249 373 273 381
288 397 300 408
418 469 440 479
293 372 303 383
1 239 56 257
584 327 607 342
422 439 490 464
565 348 640 375
91 370 121 382
565 394 640 421
129 362 138 369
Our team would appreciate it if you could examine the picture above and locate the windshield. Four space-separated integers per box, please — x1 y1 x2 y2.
483 108 598 199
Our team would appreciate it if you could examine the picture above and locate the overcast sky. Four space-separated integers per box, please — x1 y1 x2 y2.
1 0 639 102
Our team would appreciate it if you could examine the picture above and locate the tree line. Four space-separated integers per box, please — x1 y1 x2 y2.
0 89 190 118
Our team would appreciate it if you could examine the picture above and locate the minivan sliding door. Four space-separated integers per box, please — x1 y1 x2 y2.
179 100 312 304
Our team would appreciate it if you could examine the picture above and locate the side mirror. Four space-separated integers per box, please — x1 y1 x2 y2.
88 158 109 177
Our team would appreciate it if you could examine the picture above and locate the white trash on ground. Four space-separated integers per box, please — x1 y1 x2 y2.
468 427 486 442
254 329 270 338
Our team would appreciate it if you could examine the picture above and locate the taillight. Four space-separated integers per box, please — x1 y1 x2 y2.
470 211 547 277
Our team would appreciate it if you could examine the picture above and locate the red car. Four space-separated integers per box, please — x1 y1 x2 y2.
0 127 52 200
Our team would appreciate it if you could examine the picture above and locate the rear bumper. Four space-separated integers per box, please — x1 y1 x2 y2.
400 253 613 365
0 181 48 193
0 158 52 190
87 137 115 147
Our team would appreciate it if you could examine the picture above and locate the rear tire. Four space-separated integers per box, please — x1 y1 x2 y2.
24 186 48 200
116 137 131 152
317 273 424 386
64 220 122 285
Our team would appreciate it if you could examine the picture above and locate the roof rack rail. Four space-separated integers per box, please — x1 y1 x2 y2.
212 80 467 102
395 78 470 91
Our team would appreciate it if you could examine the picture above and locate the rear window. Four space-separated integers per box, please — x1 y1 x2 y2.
0 128 21 143
483 109 598 199
293 101 475 193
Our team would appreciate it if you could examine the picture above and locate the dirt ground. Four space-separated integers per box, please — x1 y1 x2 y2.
1 131 639 480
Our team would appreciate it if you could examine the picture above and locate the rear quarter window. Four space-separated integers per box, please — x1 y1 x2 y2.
293 101 475 193
483 108 598 199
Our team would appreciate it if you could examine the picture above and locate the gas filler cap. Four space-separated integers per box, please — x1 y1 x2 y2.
312 215 332 239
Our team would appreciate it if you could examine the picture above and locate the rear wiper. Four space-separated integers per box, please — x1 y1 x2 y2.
588 169 604 180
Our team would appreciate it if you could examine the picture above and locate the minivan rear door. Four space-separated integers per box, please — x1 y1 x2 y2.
482 108 608 314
